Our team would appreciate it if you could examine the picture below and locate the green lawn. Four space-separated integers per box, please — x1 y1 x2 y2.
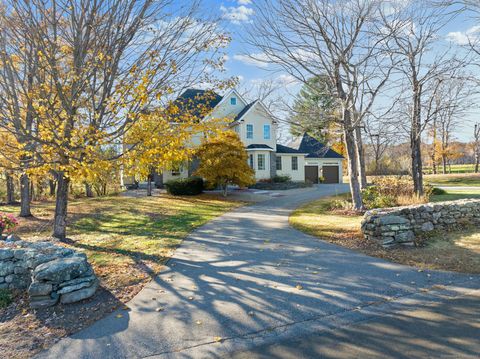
431 188 480 202
424 164 477 174
425 173 480 187
0 194 242 300
290 193 480 273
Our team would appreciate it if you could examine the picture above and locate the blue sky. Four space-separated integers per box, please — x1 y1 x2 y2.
205 0 479 142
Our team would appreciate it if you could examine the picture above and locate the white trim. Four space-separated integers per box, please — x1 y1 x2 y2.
212 89 248 112
233 100 278 125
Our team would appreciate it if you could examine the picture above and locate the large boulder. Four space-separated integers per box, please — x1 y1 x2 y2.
34 255 91 283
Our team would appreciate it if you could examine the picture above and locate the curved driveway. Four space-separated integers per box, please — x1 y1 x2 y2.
38 185 480 358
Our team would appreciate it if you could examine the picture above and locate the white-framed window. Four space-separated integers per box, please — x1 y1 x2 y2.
276 156 282 170
171 164 182 176
258 154 265 170
246 124 253 139
248 154 254 168
230 97 237 105
263 124 271 139
292 156 298 171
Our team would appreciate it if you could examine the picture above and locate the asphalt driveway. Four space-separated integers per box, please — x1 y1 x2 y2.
37 184 480 358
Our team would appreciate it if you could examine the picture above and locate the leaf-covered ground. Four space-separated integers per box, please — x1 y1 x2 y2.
0 193 243 358
290 194 480 275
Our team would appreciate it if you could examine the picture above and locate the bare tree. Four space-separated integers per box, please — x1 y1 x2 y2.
245 0 395 210
364 115 397 175
381 2 462 195
474 123 480 173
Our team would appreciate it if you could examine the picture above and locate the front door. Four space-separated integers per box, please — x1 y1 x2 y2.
305 165 319 183
323 166 339 183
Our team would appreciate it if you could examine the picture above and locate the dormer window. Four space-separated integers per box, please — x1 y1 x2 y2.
230 97 237 105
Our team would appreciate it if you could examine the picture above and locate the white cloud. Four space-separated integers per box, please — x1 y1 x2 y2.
238 0 252 4
220 5 254 24
447 26 480 45
233 53 270 68
276 74 299 88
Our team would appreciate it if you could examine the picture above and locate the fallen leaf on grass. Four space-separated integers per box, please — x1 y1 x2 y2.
295 284 303 290
213 336 223 343
115 314 123 318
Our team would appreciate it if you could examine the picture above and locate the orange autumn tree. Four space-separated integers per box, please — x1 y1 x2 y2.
0 0 229 239
195 130 255 197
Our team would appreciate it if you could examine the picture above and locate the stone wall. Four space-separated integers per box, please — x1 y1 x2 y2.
0 239 98 308
361 199 480 248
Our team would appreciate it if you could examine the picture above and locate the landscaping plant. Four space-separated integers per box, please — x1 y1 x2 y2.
0 212 18 235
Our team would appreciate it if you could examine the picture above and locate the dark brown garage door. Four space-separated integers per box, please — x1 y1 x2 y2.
323 166 339 183
305 165 319 183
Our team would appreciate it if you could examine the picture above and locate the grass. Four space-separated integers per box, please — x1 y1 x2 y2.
424 164 477 174
0 193 242 300
290 194 480 274
431 188 480 202
0 289 12 308
425 173 480 187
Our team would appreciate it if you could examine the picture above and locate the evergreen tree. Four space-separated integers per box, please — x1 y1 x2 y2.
289 76 337 143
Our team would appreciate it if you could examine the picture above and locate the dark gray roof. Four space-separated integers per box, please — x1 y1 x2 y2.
234 100 257 122
246 144 273 150
276 144 304 154
175 89 223 114
289 133 344 159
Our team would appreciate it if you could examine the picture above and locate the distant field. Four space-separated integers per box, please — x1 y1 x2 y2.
424 164 477 174
425 173 480 187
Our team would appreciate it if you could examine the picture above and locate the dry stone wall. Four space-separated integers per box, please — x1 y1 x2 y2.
361 199 480 248
0 239 98 308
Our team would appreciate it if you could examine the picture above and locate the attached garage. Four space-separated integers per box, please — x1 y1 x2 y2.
322 165 340 184
305 165 319 183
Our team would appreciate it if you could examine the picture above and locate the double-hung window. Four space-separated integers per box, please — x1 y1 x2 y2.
276 156 282 171
248 154 254 169
230 97 237 105
258 154 265 170
263 124 271 140
291 156 298 171
246 124 253 139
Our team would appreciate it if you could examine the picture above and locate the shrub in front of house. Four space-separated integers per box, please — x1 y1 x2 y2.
272 175 291 183
165 177 204 196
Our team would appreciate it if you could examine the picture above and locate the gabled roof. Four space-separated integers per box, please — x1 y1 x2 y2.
177 89 223 110
276 144 305 154
289 133 344 159
234 100 257 122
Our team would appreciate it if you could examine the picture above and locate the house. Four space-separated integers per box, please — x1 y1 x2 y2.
152 88 344 187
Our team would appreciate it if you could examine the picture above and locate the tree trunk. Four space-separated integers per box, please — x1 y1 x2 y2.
442 155 447 175
411 86 424 197
6 173 15 205
49 179 56 196
147 176 152 196
53 172 70 240
85 183 93 197
30 180 35 202
475 149 479 173
344 126 364 211
223 183 228 197
355 126 367 189
19 173 32 217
